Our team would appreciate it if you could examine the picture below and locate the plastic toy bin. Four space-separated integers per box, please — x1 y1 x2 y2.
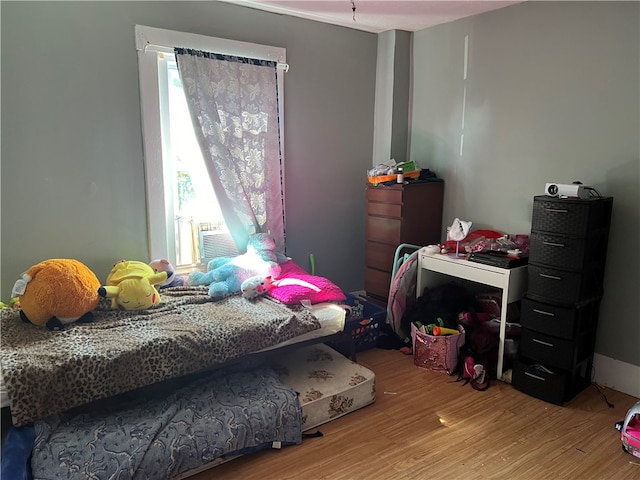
329 293 386 356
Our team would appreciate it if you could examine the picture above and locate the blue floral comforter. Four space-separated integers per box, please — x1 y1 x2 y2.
17 365 302 479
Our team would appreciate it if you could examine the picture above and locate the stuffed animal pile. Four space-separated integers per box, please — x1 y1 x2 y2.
10 234 282 329
189 233 287 299
10 257 178 329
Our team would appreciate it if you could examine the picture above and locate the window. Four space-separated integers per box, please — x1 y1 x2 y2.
135 25 286 269
164 58 232 266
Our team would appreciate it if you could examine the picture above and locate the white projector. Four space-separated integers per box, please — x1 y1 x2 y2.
545 183 589 199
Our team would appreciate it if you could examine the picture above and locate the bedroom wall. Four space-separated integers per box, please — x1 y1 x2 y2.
2 1 638 394
0 1 377 298
409 1 640 387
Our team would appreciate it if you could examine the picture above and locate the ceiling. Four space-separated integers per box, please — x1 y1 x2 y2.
220 0 525 33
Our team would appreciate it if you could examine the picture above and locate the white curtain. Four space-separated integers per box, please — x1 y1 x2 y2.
174 48 285 253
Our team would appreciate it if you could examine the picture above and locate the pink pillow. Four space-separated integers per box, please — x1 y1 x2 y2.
268 260 346 305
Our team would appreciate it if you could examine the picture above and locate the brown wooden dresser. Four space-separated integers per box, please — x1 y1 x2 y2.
365 181 444 302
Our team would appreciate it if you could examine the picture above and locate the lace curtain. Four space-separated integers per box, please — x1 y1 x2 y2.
174 48 285 252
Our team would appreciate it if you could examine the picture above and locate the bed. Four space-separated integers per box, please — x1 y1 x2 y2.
0 260 361 478
0 291 347 425
0 259 352 425
2 343 377 480
0 297 344 417
5 364 305 479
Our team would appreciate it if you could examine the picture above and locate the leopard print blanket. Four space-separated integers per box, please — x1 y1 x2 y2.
0 287 321 426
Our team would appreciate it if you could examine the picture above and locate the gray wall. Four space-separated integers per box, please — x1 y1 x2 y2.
410 1 639 366
2 1 638 371
1 1 377 297
391 30 412 163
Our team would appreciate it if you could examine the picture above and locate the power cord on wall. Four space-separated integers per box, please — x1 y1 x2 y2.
591 366 614 408
592 382 615 408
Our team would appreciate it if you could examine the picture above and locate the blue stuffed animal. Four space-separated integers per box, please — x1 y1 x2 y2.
189 233 287 299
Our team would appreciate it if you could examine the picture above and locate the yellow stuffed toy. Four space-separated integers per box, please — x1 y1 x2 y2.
11 259 101 330
98 260 169 310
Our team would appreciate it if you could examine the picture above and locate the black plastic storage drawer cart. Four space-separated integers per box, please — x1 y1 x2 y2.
512 195 613 405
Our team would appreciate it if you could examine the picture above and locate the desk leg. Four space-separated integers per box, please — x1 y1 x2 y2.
416 267 425 299
497 295 509 381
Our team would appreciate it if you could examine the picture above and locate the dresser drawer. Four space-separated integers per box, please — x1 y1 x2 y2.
512 359 590 405
366 187 403 204
366 216 401 245
529 231 606 271
365 242 396 272
521 296 599 339
527 264 602 304
519 328 593 371
367 202 402 218
532 196 611 235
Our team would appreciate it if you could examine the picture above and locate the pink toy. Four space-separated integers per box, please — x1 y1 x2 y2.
149 259 183 289
621 400 640 458
241 275 273 300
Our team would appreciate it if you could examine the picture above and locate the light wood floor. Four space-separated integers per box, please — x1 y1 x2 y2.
191 347 640 480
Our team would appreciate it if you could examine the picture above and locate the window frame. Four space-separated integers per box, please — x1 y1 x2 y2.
135 25 286 266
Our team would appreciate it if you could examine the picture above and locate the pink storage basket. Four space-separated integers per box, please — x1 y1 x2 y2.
411 322 465 375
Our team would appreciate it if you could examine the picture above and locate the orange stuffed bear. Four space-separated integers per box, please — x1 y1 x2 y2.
12 259 101 330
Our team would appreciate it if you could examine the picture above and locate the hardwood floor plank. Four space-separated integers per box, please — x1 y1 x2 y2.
189 347 640 480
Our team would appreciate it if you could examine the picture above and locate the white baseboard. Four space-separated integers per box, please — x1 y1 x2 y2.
593 354 640 398
347 301 639 399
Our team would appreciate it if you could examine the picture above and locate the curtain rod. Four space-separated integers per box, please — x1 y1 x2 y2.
140 42 289 72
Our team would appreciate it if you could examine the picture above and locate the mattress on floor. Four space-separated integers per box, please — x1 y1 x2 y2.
269 343 376 431
1 366 302 480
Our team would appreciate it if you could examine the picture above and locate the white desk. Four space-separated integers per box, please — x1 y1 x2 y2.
416 248 528 381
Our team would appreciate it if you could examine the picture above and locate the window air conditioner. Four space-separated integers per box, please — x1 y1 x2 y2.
198 230 239 262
